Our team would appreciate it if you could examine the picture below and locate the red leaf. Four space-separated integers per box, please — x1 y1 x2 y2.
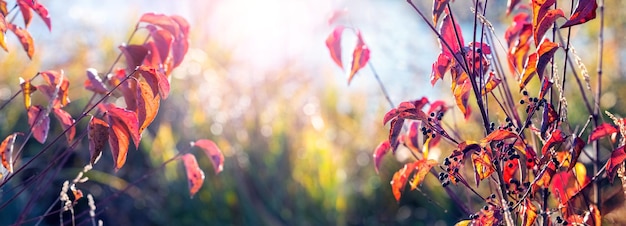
103 104 141 149
388 118 404 150
506 0 522 15
508 23 532 75
373 140 390 174
541 129 565 156
192 139 224 174
532 160 557 192
481 129 519 144
569 136 585 171
409 159 438 190
146 25 174 66
430 53 451 86
481 72 501 95
503 159 520 185
383 108 399 125
139 13 181 38
348 31 370 85
170 15 190 37
427 100 448 116
84 68 108 94
519 39 559 90
432 0 451 24
107 114 131 170
181 153 205 197
519 52 538 90
540 102 557 137
531 0 557 44
52 108 75 143
17 0 32 28
88 116 109 166
169 15 190 68
325 26 344 70
119 44 149 70
588 122 618 143
8 24 34 59
533 9 564 47
137 65 170 99
472 150 495 186
606 146 626 183
0 133 19 173
405 121 421 153
561 0 598 28
505 13 531 48
551 165 590 204
39 71 70 108
22 0 51 31
19 77 36 110
136 80 161 135
27 105 49 143
439 13 464 59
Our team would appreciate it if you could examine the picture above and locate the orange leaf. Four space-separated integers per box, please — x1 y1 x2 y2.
52 108 75 143
348 31 370 85
325 26 344 70
88 116 109 166
19 77 36 110
409 159 438 190
606 146 626 183
541 129 565 155
532 160 556 192
192 139 224 174
453 79 471 119
136 80 161 135
481 72 501 95
531 0 556 44
588 122 618 143
137 65 170 99
27 105 49 144
533 9 564 47
521 199 538 226
561 0 598 28
104 104 141 149
373 140 390 174
481 129 519 144
472 150 494 186
7 24 34 59
84 68 108 94
390 163 413 201
430 53 451 86
535 39 560 78
107 114 131 171
432 0 451 24
0 133 19 173
181 153 205 197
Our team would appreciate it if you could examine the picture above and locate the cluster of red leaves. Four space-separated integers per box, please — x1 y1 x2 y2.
325 13 370 85
0 0 51 58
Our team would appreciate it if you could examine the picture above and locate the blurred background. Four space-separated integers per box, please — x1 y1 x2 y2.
0 0 624 225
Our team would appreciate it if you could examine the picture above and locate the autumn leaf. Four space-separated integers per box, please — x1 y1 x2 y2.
431 53 451 86
21 0 51 31
119 44 149 70
373 140 390 174
39 70 70 108
27 105 50 144
538 77 553 100
606 146 626 183
390 163 412 201
569 136 585 171
532 160 556 192
404 121 422 153
181 153 205 197
8 23 34 59
427 100 448 116
432 0 451 24
531 0 557 42
140 13 181 38
0 1 7 17
588 122 618 143
52 108 75 143
107 114 131 171
503 159 519 185
472 150 494 186
506 0 521 15
17 0 32 28
533 9 564 47
561 0 598 28
137 65 170 99
453 79 471 119
146 24 174 66
19 77 36 110
541 129 565 155
192 139 224 174
135 80 161 135
348 31 370 85
481 72 501 95
539 102 557 137
0 16 7 51
521 199 538 226
84 68 108 94
480 129 519 144
0 133 19 173
104 104 141 149
389 118 404 150
519 39 560 90
325 26 344 70
508 24 532 75
88 116 109 166
439 13 464 59
409 159 438 190
551 163 589 204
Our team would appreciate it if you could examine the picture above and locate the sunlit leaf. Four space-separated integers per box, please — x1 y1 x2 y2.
508 24 532 75
532 160 556 192
439 13 464 59
389 118 404 150
84 68 108 94
453 79 471 119
0 133 19 173
480 129 519 144
521 199 538 226
39 70 70 108
551 163 590 204
136 80 161 135
8 24 34 59
472 150 494 186
506 0 521 15
0 1 7 16
119 44 149 70
88 116 109 166
21 0 51 31
561 0 598 28
192 139 224 174
137 65 170 99
504 159 520 185
107 113 131 171
531 0 556 44
431 53 451 86
533 9 564 47
146 24 174 66
432 0 450 24
325 26 344 70
520 53 538 89
588 122 618 143
373 140 390 174
481 72 501 95
139 13 181 38
606 146 626 183
541 129 565 155
409 159 438 190
348 31 370 85
52 108 75 143
27 105 49 143
181 153 205 197
19 77 36 110
519 39 560 90
103 104 141 149
17 0 32 28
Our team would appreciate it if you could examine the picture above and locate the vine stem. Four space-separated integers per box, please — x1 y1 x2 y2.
593 0 605 213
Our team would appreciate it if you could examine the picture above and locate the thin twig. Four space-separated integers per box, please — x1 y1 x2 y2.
593 0 605 213
368 63 394 109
